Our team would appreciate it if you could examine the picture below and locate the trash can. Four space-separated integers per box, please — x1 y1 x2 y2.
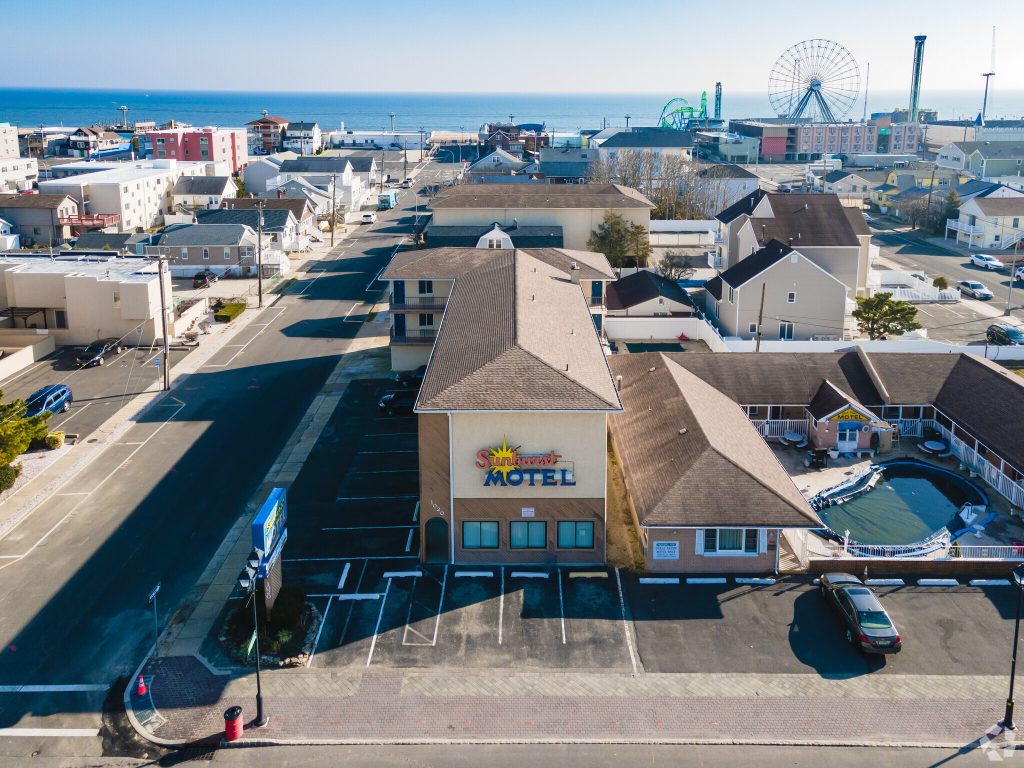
224 706 243 742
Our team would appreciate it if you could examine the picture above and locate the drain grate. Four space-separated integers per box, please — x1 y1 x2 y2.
171 747 217 762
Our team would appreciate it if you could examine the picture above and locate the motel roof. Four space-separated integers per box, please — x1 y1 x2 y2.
429 184 653 210
405 249 620 412
608 353 820 529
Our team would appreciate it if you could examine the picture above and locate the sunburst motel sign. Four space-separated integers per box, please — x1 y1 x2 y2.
475 436 576 487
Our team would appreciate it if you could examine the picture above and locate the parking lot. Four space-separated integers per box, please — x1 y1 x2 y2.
0 345 191 440
277 379 1022 678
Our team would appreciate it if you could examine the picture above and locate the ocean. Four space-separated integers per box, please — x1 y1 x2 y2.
1 88 1022 132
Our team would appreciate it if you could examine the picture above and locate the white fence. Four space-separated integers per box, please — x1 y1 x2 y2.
895 419 924 438
868 269 960 303
604 316 731 352
933 424 1024 508
751 419 809 440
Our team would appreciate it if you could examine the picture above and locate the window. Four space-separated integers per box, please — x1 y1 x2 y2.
748 322 758 334
727 285 734 304
487 238 503 249
510 521 547 549
701 528 760 555
180 248 188 259
786 291 796 304
417 279 433 295
557 521 594 549
54 309 68 329
590 281 603 305
224 247 231 260
463 521 499 549
112 291 121 308
202 248 210 260
779 321 794 340
418 313 434 328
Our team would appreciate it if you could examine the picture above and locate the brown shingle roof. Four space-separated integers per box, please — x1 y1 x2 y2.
806 379 873 420
382 247 614 281
973 198 1024 217
609 354 820 528
429 183 653 210
226 197 312 220
415 251 620 412
749 193 863 247
0 193 73 210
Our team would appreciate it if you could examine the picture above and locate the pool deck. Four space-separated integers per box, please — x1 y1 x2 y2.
773 438 1024 553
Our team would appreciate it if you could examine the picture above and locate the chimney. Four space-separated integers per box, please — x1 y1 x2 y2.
616 375 622 391
570 262 580 284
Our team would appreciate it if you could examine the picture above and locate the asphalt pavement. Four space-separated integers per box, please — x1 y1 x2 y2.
0 160 451 761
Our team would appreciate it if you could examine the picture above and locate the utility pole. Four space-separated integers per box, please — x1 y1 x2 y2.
403 140 408 180
625 114 632 130
156 255 171 390
419 127 425 161
253 199 265 308
754 283 766 353
330 171 338 248
924 167 937 230
1006 239 1021 317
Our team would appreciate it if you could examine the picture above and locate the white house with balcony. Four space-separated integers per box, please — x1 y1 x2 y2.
283 122 323 155
946 196 1024 250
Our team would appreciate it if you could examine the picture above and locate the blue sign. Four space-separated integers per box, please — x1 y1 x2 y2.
252 487 287 558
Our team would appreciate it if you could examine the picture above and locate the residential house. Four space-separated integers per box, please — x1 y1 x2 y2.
346 157 378 189
806 169 888 203
694 131 759 163
0 193 80 246
870 168 965 215
241 153 296 194
0 218 19 249
172 176 237 211
424 222 564 250
145 223 259 277
67 127 123 158
936 141 989 171
282 122 323 155
195 207 304 253
0 156 38 192
225 197 317 238
70 231 155 254
0 255 171 346
246 115 289 155
428 184 654 251
946 197 1024 250
595 128 695 168
478 123 527 158
147 127 249 173
536 147 595 184
693 164 760 214
967 143 1024 178
276 157 372 209
381 245 615 371
269 177 335 219
605 270 694 316
465 148 531 180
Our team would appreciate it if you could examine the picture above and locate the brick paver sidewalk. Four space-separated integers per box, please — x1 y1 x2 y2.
129 655 1014 748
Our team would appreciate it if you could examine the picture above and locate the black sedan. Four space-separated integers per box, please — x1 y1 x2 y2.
820 573 902 654
75 338 124 367
378 390 417 415
391 365 427 387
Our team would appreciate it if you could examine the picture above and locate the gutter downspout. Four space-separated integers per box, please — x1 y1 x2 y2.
774 528 781 575
448 413 455 564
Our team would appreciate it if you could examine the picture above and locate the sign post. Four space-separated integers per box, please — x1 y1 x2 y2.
147 582 161 657
251 488 288 619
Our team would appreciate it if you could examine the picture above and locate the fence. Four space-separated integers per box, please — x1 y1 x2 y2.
751 419 809 440
895 418 924 438
934 424 1024 508
951 544 1024 560
868 269 961 303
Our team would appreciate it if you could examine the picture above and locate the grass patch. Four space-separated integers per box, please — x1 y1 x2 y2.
606 438 645 572
213 302 247 323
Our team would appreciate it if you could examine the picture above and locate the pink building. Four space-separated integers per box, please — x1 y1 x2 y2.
146 127 249 174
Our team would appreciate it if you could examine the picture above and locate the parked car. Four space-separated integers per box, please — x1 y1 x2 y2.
24 384 73 418
391 365 427 387
75 338 124 367
970 253 1006 271
378 389 417 415
820 573 902 654
776 184 792 193
958 280 994 300
361 212 377 224
192 269 218 288
987 323 1024 346
400 178 412 189
1015 265 1024 283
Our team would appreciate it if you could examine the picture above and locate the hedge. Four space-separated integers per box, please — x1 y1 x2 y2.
0 463 21 492
214 302 247 323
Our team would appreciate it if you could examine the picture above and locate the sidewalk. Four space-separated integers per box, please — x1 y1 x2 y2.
128 656 1013 749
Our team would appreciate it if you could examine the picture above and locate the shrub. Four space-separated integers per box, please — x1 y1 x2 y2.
214 302 247 323
0 463 22 492
932 275 949 290
269 586 307 633
44 432 65 450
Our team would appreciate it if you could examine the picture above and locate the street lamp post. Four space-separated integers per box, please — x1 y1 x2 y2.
1005 238 1021 317
1001 564 1024 731
147 582 161 657
239 549 269 729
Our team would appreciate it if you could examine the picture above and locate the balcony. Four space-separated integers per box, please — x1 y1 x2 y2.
59 213 121 228
390 328 437 345
946 219 984 236
390 295 448 312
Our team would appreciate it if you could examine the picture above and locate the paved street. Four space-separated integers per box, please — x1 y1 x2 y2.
0 160 449 762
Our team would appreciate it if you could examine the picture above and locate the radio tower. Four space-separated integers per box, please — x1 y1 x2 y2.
908 36 926 122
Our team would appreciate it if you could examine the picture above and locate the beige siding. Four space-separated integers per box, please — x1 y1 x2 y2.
644 528 777 574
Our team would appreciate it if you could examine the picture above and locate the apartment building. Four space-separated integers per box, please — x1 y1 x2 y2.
282 122 323 155
246 115 289 154
0 124 18 159
147 127 249 173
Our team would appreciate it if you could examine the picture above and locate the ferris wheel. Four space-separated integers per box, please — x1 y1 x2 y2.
768 39 860 123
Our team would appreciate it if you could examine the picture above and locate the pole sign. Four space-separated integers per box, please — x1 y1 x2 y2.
475 436 575 488
252 487 287 576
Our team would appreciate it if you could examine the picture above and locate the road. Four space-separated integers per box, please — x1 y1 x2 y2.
0 160 448 761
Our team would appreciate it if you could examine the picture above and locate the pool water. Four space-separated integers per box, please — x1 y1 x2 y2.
625 342 684 353
817 463 986 546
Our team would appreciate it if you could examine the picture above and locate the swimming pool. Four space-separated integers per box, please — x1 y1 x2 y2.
624 342 684 353
814 460 988 546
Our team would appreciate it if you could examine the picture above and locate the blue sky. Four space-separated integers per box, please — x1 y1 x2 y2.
4 0 1022 94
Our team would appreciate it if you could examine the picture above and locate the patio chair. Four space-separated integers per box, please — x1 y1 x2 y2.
917 443 933 456
936 449 954 459
778 435 792 448
795 436 809 449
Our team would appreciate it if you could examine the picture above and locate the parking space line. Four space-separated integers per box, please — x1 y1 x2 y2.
404 529 414 552
339 561 368 649
203 306 286 368
334 593 381 600
430 565 448 647
53 402 90 430
412 501 419 522
510 571 549 579
337 562 351 590
366 578 392 667
557 570 566 644
455 570 493 578
498 567 504 645
322 525 418 531
615 568 639 675
306 595 333 668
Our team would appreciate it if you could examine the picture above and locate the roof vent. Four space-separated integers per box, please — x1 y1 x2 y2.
648 366 656 373
678 427 687 435
616 375 622 391
565 363 570 371
570 262 581 284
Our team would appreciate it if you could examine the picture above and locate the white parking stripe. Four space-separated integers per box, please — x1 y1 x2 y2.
306 595 333 667
615 568 639 675
0 728 99 737
366 579 392 667
431 565 449 647
337 562 351 590
971 579 1012 586
510 571 549 579
405 529 414 552
383 570 422 578
455 570 493 578
640 577 679 585
557 570 566 644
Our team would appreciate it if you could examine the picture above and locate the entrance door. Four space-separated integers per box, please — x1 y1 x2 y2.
424 517 449 563
837 421 860 453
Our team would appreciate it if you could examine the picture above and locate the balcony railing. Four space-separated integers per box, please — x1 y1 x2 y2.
946 218 984 236
391 296 448 311
59 213 121 228
390 328 437 345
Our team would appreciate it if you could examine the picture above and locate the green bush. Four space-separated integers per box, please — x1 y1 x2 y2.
214 302 247 323
0 463 22 492
269 586 307 632
44 432 64 450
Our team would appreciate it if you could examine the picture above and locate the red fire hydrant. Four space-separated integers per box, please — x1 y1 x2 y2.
224 706 243 742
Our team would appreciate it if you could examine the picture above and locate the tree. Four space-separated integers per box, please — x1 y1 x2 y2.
0 389 48 466
588 211 651 269
932 275 949 290
852 292 922 340
655 251 694 282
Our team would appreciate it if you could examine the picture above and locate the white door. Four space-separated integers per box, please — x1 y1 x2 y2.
837 422 859 453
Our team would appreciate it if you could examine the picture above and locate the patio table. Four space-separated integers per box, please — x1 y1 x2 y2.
784 431 806 443
922 440 947 453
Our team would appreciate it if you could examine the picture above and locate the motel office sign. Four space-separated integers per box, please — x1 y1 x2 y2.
475 436 576 488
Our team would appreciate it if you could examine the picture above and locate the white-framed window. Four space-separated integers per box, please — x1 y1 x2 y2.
698 528 763 556
727 285 734 303
180 248 188 259
787 291 796 304
417 279 433 295
418 313 434 328
779 321 795 340
202 248 210 260
224 247 231 260
748 322 758 334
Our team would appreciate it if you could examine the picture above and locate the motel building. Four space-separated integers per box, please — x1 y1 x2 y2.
382 246 621 564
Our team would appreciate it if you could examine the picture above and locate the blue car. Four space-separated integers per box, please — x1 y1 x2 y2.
24 384 73 419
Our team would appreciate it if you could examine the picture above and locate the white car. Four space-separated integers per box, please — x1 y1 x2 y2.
970 253 1005 270
1015 265 1024 283
361 212 377 224
958 280 994 300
